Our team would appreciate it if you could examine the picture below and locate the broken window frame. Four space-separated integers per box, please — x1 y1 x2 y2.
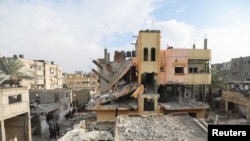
175 67 184 74
8 94 22 104
160 65 165 72
188 59 211 74
143 98 154 111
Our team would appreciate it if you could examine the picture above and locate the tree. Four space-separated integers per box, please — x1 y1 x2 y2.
211 68 227 90
0 58 35 87
208 67 228 110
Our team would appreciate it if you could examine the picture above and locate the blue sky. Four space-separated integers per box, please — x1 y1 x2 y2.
0 0 250 73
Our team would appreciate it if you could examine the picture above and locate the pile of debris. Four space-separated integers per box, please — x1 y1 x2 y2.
116 114 207 141
58 113 115 141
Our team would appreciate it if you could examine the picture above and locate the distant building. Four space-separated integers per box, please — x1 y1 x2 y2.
0 54 63 89
63 72 98 90
0 87 31 141
63 72 98 106
212 56 250 81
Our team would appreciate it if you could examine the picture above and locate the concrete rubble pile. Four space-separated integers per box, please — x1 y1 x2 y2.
116 114 207 141
58 120 114 141
159 98 208 109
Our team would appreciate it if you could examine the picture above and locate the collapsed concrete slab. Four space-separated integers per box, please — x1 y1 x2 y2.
86 29 211 121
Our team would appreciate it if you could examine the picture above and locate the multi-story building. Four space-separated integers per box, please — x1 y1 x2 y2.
64 71 98 90
1 54 63 89
134 30 211 116
87 29 211 120
63 71 98 106
0 87 31 141
212 56 250 81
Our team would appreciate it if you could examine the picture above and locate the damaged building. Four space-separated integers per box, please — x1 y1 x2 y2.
220 81 250 120
29 89 73 137
0 87 31 141
86 29 211 121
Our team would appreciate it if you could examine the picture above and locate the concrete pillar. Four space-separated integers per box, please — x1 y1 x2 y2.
204 38 207 49
154 97 158 112
192 85 196 100
247 103 250 120
1 120 6 141
27 114 32 141
203 85 207 102
104 48 108 63
178 85 182 104
225 100 228 113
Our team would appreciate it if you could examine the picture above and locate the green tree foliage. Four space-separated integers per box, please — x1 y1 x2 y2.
208 67 228 110
211 68 228 90
0 58 35 87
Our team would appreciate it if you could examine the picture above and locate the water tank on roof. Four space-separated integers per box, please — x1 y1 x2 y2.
19 54 24 58
126 51 131 57
132 50 136 57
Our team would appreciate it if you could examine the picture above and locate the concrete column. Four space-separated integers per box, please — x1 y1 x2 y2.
1 120 6 141
178 85 182 104
225 100 228 113
203 85 207 102
192 85 196 100
154 97 158 112
27 114 32 141
247 103 250 120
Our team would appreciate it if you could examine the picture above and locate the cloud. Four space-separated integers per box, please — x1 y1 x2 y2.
176 5 186 13
144 19 250 65
147 20 198 48
0 0 158 73
1 0 250 73
202 23 250 63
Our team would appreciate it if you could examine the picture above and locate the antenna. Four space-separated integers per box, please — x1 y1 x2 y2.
204 33 207 39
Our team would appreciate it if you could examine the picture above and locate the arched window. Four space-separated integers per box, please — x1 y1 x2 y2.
151 47 156 61
143 47 148 61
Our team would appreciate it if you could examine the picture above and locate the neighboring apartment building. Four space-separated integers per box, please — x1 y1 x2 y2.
0 87 31 141
212 56 250 81
133 30 211 99
63 71 98 90
63 71 98 106
1 54 63 89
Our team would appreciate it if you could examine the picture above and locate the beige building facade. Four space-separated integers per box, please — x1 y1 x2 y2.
63 71 98 90
2 54 63 90
0 87 31 141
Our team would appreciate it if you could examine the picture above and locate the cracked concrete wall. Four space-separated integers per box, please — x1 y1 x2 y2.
29 89 72 104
